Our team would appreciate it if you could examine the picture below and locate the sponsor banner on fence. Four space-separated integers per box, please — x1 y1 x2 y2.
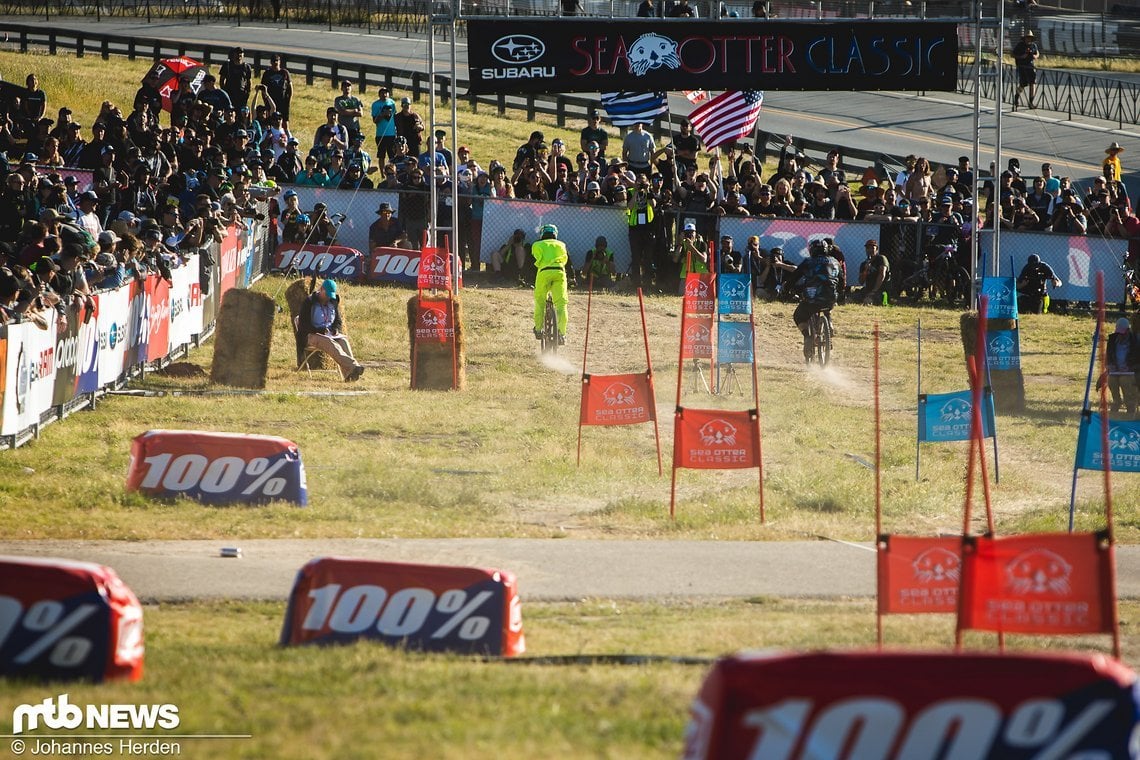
97 286 130 387
365 246 421 286
959 532 1115 636
273 244 364 281
673 407 760 470
2 321 57 437
52 304 84 407
125 430 308 506
683 650 1138 760
0 556 144 682
981 276 1018 319
717 321 754 365
985 231 1126 303
1076 411 1140 472
146 275 172 363
918 388 996 442
717 274 752 315
580 371 654 426
877 535 960 614
280 557 525 656
466 20 958 94
681 312 714 359
986 328 1021 371
480 198 630 271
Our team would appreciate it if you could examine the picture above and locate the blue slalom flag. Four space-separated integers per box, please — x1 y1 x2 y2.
986 329 1021 371
717 321 754 364
918 389 996 443
1075 411 1140 472
717 274 752 315
981 277 1019 320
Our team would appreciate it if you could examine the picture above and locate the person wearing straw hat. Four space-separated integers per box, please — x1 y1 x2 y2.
1105 142 1126 184
1012 30 1040 109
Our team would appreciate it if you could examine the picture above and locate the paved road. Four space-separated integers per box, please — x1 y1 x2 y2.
5 16 1138 182
3 538 1140 602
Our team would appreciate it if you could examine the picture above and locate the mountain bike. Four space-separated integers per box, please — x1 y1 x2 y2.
540 293 559 354
807 309 832 367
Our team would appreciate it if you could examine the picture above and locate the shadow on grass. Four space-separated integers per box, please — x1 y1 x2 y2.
794 496 845 513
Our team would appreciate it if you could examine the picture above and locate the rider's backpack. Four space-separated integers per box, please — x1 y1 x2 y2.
802 255 839 307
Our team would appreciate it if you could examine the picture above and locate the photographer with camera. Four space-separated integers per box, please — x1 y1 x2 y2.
627 178 656 288
1050 189 1088 235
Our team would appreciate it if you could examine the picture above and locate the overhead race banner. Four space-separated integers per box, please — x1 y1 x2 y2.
467 20 957 94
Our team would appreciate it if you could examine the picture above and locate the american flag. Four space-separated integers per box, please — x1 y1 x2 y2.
600 91 668 127
688 90 764 149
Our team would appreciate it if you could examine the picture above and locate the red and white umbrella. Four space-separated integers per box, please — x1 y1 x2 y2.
142 57 207 113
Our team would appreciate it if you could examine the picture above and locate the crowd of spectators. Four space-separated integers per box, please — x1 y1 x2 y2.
1 45 1136 313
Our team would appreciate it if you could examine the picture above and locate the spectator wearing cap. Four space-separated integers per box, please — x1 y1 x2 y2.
279 190 305 243
219 47 253 110
325 152 348 188
89 230 125 289
369 202 409 251
1025 177 1055 229
622 122 656 175
856 240 890 305
261 55 293 126
376 162 402 190
582 180 607 206
719 234 744 274
488 162 515 200
339 161 373 190
1040 162 1060 196
343 134 375 175
547 138 572 177
1051 188 1088 235
303 278 365 381
673 221 708 294
74 190 102 239
0 172 29 243
580 111 609 159
429 129 453 169
334 79 364 142
370 87 397 165
514 130 546 173
394 96 425 157
856 180 885 219
309 203 339 245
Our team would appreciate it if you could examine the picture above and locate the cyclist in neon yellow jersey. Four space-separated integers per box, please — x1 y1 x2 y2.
531 223 569 345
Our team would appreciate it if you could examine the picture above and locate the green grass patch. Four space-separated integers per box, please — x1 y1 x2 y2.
0 598 1136 759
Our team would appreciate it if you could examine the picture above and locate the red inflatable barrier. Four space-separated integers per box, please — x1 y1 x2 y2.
877 535 961 615
958 531 1116 636
280 558 525 656
273 243 363 280
0 556 144 682
684 650 1139 760
126 430 308 505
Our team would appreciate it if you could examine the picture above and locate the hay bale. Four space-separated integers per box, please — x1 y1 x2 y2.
408 295 467 391
960 312 1025 413
210 289 275 388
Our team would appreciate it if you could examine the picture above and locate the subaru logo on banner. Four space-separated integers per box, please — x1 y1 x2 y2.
986 330 1021 370
919 389 996 442
1075 412 1140 472
717 322 754 365
981 277 1018 320
717 274 752 315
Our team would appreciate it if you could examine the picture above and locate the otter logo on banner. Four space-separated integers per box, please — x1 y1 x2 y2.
717 274 752 315
628 34 681 76
417 249 452 291
674 407 760 470
681 315 713 359
987 330 1021 370
1075 412 1140 472
982 277 1018 320
580 372 653 426
919 389 995 442
684 274 716 315
415 302 453 343
717 322 753 364
959 532 1114 635
877 536 961 614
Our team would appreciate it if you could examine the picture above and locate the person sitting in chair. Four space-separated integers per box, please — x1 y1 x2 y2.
299 278 364 381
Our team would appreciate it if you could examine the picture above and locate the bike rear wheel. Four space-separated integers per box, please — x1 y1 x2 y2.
818 313 832 367
542 295 558 354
